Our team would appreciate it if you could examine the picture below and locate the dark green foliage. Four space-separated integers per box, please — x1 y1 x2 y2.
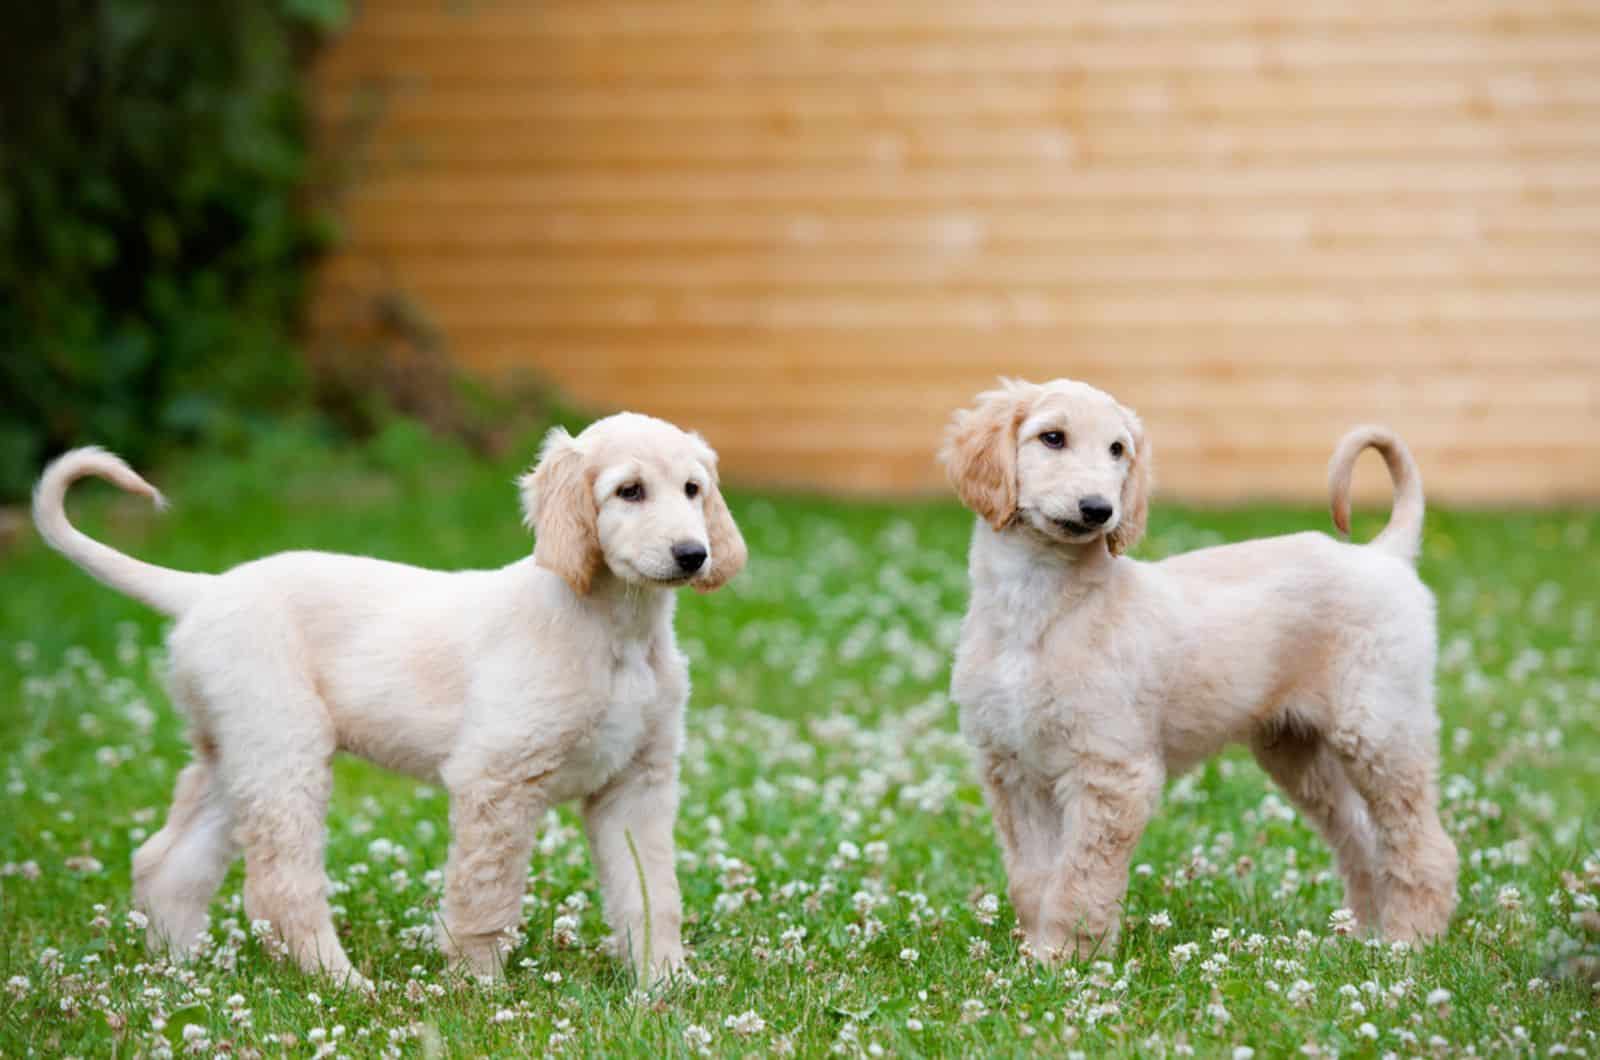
0 0 346 501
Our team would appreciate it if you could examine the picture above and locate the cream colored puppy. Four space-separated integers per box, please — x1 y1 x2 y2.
942 378 1456 962
33 413 746 986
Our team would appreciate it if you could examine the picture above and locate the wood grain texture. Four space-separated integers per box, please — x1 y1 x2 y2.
310 0 1600 503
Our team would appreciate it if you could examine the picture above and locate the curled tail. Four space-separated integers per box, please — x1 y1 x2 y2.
32 447 211 616
1327 425 1425 563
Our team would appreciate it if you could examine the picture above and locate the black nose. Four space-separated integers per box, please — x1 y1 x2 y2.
1078 496 1114 527
671 542 708 574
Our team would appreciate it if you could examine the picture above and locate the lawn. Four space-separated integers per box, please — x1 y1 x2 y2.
1 423 1596 1058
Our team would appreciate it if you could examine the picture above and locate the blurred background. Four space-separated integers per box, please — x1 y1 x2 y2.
3 0 1598 507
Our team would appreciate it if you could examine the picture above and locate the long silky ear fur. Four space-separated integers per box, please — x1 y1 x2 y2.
1107 408 1152 557
939 382 1028 530
693 443 747 593
520 427 601 595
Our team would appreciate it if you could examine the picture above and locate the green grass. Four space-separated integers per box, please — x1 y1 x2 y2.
1 425 1596 1057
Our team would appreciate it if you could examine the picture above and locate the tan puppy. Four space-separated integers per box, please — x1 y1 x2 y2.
33 413 746 986
942 378 1456 961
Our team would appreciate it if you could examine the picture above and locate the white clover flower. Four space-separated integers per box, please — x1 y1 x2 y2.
863 841 889 865
1426 988 1451 1007
1329 908 1358 937
906 1018 923 1032
1170 941 1199 970
552 913 581 947
1497 885 1524 912
1286 979 1315 1007
836 840 861 862
974 893 1000 926
1232 1048 1255 1060
1359 1023 1378 1040
899 947 919 963
1148 910 1172 931
724 1010 766 1036
684 1024 713 1050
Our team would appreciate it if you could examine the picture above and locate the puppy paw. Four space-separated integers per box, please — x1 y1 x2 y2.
437 925 511 982
625 938 685 987
335 969 377 996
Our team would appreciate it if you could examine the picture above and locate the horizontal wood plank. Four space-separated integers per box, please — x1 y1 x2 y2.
309 1 1600 502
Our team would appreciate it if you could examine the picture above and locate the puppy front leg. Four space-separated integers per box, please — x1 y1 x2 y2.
979 753 1059 943
1033 755 1163 963
581 748 684 983
438 777 544 979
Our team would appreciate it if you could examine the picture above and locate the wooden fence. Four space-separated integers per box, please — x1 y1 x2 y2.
312 1 1600 503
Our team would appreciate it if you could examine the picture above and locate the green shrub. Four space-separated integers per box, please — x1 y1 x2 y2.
0 0 348 502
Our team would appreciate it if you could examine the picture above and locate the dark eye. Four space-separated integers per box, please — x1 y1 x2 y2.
1110 441 1125 458
1040 430 1066 449
617 482 644 502
685 482 700 498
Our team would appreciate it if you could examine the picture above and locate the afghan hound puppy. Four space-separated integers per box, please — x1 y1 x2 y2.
942 378 1455 962
34 413 747 986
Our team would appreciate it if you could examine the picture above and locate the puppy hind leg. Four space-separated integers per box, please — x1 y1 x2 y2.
1251 730 1382 930
219 691 361 986
1332 698 1458 944
235 770 362 984
133 757 238 957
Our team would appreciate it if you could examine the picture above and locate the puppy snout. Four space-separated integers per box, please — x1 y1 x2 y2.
1078 496 1114 527
671 541 708 574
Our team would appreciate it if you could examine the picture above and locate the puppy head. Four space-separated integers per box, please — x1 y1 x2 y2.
942 378 1152 554
521 414 746 595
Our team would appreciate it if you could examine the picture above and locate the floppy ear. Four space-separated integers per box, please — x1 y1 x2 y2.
1107 408 1152 557
940 383 1027 530
693 445 747 593
520 427 601 595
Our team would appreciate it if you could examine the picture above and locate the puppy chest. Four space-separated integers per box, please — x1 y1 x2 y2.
559 647 659 796
598 652 656 758
955 643 1049 756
